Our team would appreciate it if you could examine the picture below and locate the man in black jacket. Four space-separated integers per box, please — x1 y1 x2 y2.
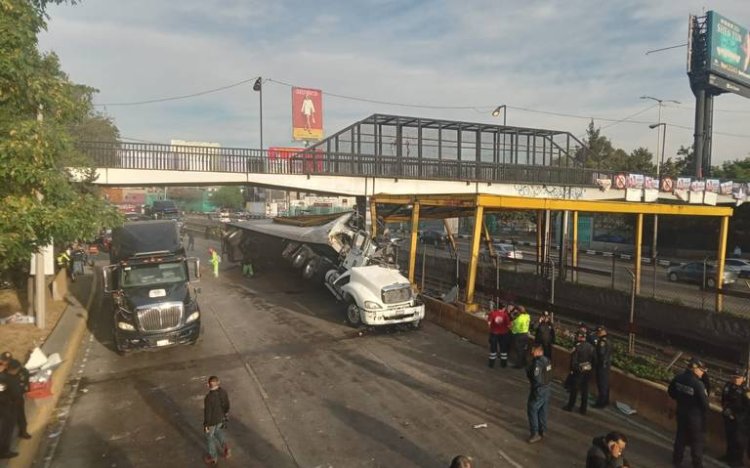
5 360 31 439
533 311 555 360
669 358 709 468
0 360 20 460
563 332 596 415
586 432 630 468
593 326 612 409
721 369 748 467
203 376 230 465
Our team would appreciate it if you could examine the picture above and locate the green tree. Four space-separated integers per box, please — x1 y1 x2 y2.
0 0 121 273
713 157 750 181
211 187 244 209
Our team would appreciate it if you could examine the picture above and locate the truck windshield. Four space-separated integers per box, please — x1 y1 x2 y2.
121 262 187 288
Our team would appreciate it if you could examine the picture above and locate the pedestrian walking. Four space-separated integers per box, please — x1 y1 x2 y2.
563 331 596 415
449 455 472 468
593 326 612 409
203 376 230 465
668 358 709 468
5 359 30 439
486 301 512 368
241 249 254 278
0 360 19 460
511 306 531 368
209 248 221 278
721 368 748 467
585 432 630 468
526 344 551 443
533 311 555 360
187 231 195 251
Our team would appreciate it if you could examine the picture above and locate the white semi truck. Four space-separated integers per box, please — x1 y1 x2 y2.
227 212 424 328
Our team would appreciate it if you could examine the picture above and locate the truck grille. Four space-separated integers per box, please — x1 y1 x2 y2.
137 302 183 332
382 286 412 304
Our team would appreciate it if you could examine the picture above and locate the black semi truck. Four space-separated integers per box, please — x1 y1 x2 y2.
104 220 201 353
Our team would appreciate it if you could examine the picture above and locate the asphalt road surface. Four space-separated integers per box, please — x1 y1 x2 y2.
33 237 722 467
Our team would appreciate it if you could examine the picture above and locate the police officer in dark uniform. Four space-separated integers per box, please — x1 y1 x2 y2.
668 358 709 468
721 368 748 467
533 311 556 360
593 326 612 409
564 332 596 415
6 360 31 439
0 360 19 460
526 344 551 444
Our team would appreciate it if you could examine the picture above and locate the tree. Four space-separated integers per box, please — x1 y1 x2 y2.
713 157 750 181
0 0 121 274
576 122 655 173
211 187 244 209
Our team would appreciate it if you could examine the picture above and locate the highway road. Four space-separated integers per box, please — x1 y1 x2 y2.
32 236 696 467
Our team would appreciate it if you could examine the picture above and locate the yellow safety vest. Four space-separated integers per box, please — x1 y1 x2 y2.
511 313 530 334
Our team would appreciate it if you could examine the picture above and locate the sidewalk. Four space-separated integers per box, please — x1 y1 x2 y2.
1 276 93 468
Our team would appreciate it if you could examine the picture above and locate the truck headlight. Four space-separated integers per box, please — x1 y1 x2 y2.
186 311 200 323
117 321 135 331
364 301 382 310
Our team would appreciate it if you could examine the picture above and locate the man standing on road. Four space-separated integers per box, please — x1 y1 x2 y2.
668 358 709 468
563 332 596 415
5 359 30 439
486 302 512 368
593 326 612 409
511 306 531 369
0 360 19 460
203 376 230 465
187 231 195 251
533 311 555 360
526 344 551 444
721 368 748 467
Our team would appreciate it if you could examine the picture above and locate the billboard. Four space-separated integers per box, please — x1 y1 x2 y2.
292 87 324 141
707 11 750 91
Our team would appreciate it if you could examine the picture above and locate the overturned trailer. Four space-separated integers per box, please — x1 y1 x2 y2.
227 212 424 328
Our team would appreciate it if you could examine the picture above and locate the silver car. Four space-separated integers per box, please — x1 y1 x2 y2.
666 262 738 288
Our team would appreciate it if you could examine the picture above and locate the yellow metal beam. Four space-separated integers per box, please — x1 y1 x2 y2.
716 215 729 312
466 205 485 306
572 211 579 282
443 219 457 255
482 221 496 265
408 202 421 284
370 200 377 238
634 213 643 295
536 211 542 274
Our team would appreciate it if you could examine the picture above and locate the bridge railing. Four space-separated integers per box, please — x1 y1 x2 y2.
82 141 607 187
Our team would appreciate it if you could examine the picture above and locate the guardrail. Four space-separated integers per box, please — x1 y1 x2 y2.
79 141 609 187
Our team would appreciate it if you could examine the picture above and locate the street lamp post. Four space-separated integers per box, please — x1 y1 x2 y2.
640 96 679 296
253 77 263 151
491 105 507 166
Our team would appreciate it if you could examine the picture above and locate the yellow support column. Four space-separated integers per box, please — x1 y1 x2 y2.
572 211 579 282
465 205 485 308
536 211 543 275
716 215 729 312
634 213 643 295
408 202 420 284
370 200 377 238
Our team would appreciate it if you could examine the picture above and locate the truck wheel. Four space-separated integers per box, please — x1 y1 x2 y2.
345 300 362 328
302 257 320 280
411 319 421 330
291 248 310 269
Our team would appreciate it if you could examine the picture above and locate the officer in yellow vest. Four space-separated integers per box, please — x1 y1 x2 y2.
511 306 531 368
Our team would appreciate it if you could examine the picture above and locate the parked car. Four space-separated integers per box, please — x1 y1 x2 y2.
480 242 523 261
420 230 447 246
724 258 750 278
666 262 737 288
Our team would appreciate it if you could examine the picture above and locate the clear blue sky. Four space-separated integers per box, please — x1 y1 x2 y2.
39 0 750 165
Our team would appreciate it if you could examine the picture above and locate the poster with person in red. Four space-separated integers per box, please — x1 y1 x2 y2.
292 87 323 141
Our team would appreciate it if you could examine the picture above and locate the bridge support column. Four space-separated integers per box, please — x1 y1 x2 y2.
715 215 729 312
370 199 377 238
572 211 579 283
634 213 643 295
356 195 367 230
408 202 421 284
465 205 484 311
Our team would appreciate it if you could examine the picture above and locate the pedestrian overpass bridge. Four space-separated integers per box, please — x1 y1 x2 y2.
79 114 737 205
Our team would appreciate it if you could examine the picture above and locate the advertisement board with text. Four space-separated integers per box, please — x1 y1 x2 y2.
292 87 324 141
707 11 750 91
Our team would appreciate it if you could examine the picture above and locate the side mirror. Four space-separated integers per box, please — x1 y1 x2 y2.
102 265 117 293
188 257 201 282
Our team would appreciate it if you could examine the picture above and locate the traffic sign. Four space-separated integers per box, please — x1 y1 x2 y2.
660 177 674 193
614 173 627 190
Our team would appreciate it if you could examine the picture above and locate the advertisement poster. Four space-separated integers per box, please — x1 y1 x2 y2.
292 87 324 141
676 177 692 191
720 181 733 195
707 11 750 89
705 179 720 193
690 180 706 192
627 174 644 189
644 176 658 190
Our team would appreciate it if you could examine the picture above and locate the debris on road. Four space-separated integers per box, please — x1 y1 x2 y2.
473 423 488 429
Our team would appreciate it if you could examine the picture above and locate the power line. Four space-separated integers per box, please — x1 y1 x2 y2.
94 76 260 107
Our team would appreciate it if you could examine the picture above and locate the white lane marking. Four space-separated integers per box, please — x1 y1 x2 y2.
497 449 524 468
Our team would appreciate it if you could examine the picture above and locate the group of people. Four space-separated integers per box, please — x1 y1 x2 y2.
55 243 89 281
0 352 31 460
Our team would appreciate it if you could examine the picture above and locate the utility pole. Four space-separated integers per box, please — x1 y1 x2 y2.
34 107 46 329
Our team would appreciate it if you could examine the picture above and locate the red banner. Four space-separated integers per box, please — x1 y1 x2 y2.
292 87 323 141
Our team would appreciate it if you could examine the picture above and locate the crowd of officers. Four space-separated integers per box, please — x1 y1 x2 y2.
485 300 750 467
0 352 31 460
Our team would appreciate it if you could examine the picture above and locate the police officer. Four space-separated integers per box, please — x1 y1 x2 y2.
668 358 709 468
0 360 19 459
511 306 531 369
593 326 611 409
563 331 596 415
721 368 748 467
526 344 552 443
486 301 512 368
534 311 556 360
6 360 31 439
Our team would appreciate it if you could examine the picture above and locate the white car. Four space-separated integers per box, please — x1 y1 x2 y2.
724 258 750 278
494 243 523 259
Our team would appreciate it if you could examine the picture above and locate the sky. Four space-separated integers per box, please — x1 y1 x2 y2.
38 0 750 166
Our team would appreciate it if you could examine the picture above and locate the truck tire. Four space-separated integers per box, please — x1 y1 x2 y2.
291 247 311 269
345 299 362 328
302 256 321 280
